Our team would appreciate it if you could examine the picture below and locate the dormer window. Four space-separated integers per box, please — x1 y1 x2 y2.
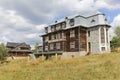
69 19 74 26
45 27 48 33
55 21 57 23
105 18 107 21
56 24 61 30
51 26 53 31
62 22 66 28
51 26 55 32
65 17 68 19
91 19 95 23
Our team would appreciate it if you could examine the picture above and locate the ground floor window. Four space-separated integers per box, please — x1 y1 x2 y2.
70 41 75 49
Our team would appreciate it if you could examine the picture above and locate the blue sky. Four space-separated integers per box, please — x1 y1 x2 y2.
100 9 120 23
0 0 120 47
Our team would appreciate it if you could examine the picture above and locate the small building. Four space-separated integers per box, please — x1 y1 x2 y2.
6 42 32 56
41 11 111 57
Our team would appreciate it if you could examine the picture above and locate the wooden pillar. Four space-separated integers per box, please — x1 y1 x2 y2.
42 54 44 61
55 53 58 60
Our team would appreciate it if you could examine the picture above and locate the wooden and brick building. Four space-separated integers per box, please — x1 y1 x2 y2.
41 12 111 56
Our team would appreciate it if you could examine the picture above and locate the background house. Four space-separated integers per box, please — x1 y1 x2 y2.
6 42 32 57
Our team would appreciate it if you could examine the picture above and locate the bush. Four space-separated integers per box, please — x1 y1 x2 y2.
0 43 8 61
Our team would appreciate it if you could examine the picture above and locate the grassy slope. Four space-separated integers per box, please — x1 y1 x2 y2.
0 53 120 80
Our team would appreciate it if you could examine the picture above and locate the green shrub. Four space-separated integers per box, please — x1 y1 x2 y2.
0 43 8 61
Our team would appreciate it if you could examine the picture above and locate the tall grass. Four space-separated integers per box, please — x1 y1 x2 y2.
0 53 120 80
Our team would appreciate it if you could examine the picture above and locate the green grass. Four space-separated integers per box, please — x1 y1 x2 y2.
0 53 120 80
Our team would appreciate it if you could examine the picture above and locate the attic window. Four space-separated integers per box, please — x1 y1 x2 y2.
91 19 95 23
55 21 57 23
105 18 107 21
45 27 48 33
69 19 74 26
65 17 68 19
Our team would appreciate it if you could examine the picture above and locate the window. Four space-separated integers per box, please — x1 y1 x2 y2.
88 31 90 37
106 29 108 43
69 19 74 26
45 27 48 33
101 47 105 51
51 35 54 40
50 43 54 50
55 33 59 39
56 24 61 30
101 28 105 43
56 43 60 49
49 35 51 40
51 26 55 32
45 36 48 42
105 18 107 21
45 46 48 51
70 29 75 37
62 22 66 28
70 41 75 48
91 19 95 23
39 47 43 51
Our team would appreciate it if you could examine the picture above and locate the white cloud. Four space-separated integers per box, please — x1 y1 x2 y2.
111 14 120 27
110 14 120 37
0 0 97 24
95 0 120 10
35 24 47 31
25 33 38 39
0 7 45 46
0 0 119 46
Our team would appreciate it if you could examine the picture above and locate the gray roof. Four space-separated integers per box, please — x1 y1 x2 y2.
42 11 111 35
6 42 31 48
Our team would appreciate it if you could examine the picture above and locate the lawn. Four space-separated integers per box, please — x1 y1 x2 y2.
0 53 120 80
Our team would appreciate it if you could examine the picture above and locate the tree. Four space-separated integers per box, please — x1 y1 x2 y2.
115 27 120 38
111 26 120 51
0 43 8 61
33 42 39 54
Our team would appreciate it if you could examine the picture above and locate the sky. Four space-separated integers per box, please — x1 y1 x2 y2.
0 0 120 47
